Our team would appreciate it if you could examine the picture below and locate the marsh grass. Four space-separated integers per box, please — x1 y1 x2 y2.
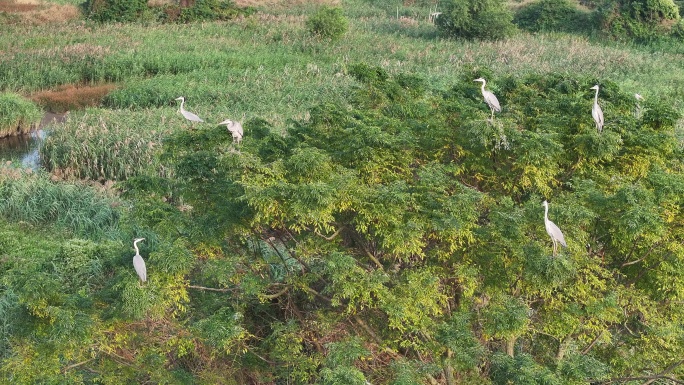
41 110 171 180
0 166 120 237
0 93 41 137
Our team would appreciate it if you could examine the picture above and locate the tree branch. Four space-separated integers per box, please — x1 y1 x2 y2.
315 226 344 241
62 358 95 373
642 359 684 385
600 375 684 385
581 330 603 355
599 359 684 385
621 242 659 268
260 285 289 300
188 285 234 292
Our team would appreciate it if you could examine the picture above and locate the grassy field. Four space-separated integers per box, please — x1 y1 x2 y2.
2 0 684 127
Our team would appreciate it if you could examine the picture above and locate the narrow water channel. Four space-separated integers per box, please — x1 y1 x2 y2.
0 112 67 170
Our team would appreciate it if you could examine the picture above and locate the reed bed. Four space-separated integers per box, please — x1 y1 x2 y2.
0 92 42 137
41 110 171 181
0 166 120 237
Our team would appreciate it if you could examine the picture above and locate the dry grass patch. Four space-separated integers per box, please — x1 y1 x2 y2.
31 83 117 113
0 1 39 12
0 0 80 24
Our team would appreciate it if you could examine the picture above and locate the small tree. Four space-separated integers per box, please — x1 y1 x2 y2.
306 6 349 41
436 0 516 40
598 0 681 40
514 0 593 33
84 0 148 22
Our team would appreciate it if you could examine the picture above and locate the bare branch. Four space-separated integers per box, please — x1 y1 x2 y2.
642 359 684 385
600 375 684 385
621 242 660 268
260 286 289 300
581 331 604 355
188 285 234 293
315 226 345 241
62 358 95 373
599 359 684 385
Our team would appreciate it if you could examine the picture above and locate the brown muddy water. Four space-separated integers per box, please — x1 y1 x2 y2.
0 112 67 169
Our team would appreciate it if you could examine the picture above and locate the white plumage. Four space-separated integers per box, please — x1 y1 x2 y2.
590 85 604 133
175 96 204 123
474 77 501 120
543 201 566 256
219 119 243 144
132 237 147 282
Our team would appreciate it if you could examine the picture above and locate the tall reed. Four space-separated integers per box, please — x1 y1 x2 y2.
0 166 120 238
0 93 41 137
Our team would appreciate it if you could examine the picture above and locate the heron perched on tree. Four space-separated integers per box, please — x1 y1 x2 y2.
634 93 644 119
218 119 243 145
174 96 204 124
132 238 147 283
474 77 501 120
590 85 604 133
542 201 566 257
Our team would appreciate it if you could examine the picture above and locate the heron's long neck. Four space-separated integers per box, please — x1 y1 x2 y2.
179 100 184 112
480 82 486 93
544 204 549 222
134 242 140 255
594 88 599 103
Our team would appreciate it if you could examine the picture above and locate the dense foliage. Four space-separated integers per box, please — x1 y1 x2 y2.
152 67 683 383
306 6 349 41
598 0 681 40
84 0 251 23
514 0 594 33
436 0 517 40
83 0 148 23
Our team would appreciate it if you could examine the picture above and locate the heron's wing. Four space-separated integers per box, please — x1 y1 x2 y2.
183 111 204 123
484 91 501 112
548 221 567 247
133 255 147 282
592 104 603 126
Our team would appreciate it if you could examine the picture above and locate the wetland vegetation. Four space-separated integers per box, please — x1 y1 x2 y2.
0 0 683 383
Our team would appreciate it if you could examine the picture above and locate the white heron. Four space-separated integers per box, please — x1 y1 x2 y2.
590 85 604 133
634 93 644 119
132 237 147 282
218 119 243 144
542 201 567 257
175 96 204 124
474 77 501 120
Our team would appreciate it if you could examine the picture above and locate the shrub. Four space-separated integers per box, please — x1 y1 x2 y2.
436 0 517 40
671 18 684 37
173 0 247 23
598 0 681 41
514 0 594 33
83 0 147 22
306 6 349 41
0 93 42 137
